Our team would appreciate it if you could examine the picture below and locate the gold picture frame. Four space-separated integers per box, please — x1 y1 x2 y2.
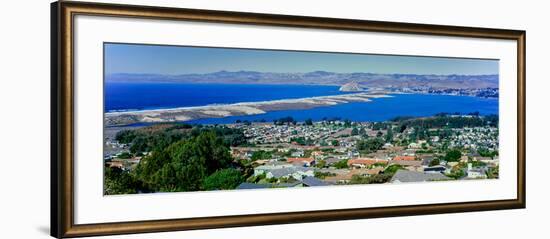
51 1 526 238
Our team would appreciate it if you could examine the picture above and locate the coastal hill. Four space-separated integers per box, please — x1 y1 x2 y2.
107 70 499 90
339 82 364 92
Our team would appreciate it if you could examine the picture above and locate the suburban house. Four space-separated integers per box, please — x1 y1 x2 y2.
290 150 305 157
347 158 388 168
466 163 487 179
393 155 416 161
324 157 342 165
276 181 304 188
323 173 352 183
350 167 384 176
467 168 487 179
389 160 422 167
389 160 423 172
480 157 499 167
347 150 360 158
310 151 325 159
106 161 124 169
420 157 434 166
253 164 293 176
254 164 315 180
287 157 316 167
236 183 272 190
301 176 330 187
423 165 447 173
390 170 451 183
323 167 384 183
277 148 290 153
476 156 493 162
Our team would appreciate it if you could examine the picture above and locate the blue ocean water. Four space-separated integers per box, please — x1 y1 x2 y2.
105 83 498 124
105 82 347 112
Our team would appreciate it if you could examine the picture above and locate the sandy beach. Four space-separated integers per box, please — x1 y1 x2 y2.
105 93 392 126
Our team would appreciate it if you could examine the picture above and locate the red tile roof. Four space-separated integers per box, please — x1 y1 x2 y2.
393 156 416 161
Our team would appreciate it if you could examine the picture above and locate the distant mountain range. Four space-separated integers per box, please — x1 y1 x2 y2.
107 71 498 89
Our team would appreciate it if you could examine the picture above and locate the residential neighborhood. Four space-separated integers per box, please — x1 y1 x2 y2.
225 115 498 188
104 114 499 193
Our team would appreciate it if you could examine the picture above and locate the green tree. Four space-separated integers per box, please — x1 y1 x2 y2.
445 168 465 179
421 142 428 149
349 174 393 184
134 150 172 190
470 160 487 167
129 137 149 154
291 137 314 146
117 152 132 159
104 167 141 195
444 149 462 162
134 131 233 192
385 127 394 142
384 164 403 174
478 148 498 159
315 159 327 168
487 165 499 179
196 131 233 173
314 171 335 179
359 128 367 136
305 118 313 126
351 127 359 136
278 176 297 183
202 169 244 190
395 114 498 129
274 116 296 125
251 150 272 161
344 119 352 127
115 130 140 144
333 159 349 169
429 158 441 166
357 137 384 153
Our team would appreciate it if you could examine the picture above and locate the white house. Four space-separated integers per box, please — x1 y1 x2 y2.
466 163 487 179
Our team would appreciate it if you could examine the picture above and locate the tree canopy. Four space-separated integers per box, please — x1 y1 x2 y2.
132 130 234 192
274 116 297 125
251 150 272 161
115 124 247 154
444 149 462 162
357 137 385 153
202 168 244 190
333 159 349 169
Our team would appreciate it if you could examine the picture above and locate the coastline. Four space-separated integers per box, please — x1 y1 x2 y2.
105 93 392 126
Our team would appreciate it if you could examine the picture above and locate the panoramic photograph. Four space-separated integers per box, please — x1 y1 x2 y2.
103 43 499 195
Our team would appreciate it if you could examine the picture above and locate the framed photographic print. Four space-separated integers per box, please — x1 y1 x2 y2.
51 1 526 238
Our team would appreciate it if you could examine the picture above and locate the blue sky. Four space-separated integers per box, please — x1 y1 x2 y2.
104 43 498 75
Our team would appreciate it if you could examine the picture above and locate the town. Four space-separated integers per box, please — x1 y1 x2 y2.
389 87 499 98
104 113 499 194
